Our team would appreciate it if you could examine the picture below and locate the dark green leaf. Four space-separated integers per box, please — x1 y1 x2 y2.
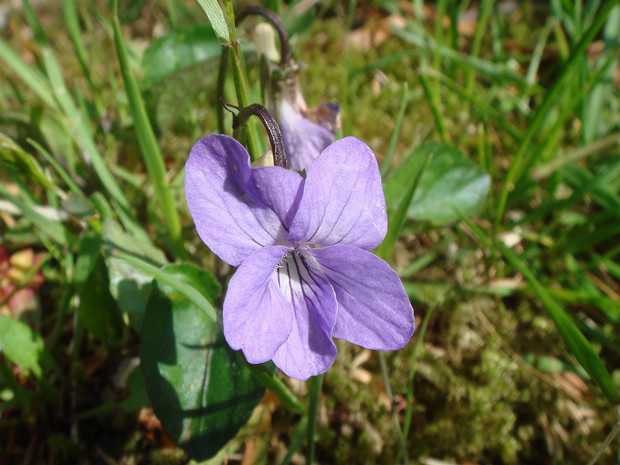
74 231 102 294
142 24 220 89
384 142 490 224
120 363 151 412
78 257 125 343
143 62 220 133
141 24 221 132
141 264 264 461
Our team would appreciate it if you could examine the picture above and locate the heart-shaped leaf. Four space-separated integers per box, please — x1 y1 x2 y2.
384 142 490 224
140 263 265 461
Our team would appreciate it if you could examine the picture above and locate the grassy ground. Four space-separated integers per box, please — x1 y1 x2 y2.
1 1 620 464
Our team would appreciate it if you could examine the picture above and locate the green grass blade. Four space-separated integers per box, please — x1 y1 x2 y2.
195 0 230 43
21 0 48 46
112 3 186 259
464 0 494 93
391 24 533 89
113 251 217 323
380 83 409 177
305 373 323 465
563 164 620 215
583 5 620 144
419 71 446 142
525 18 555 88
0 39 56 108
402 294 445 440
432 0 447 77
399 249 440 277
534 131 620 179
424 68 523 142
0 183 75 245
90 192 114 222
490 2 506 59
27 139 84 196
279 417 308 465
0 133 52 188
494 0 620 229
41 47 147 242
64 0 99 107
533 49 618 174
497 241 620 404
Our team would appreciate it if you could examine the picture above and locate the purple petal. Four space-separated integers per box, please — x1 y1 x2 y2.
288 137 387 250
223 246 293 364
252 166 305 230
185 135 303 266
279 99 335 172
272 249 338 381
310 245 414 350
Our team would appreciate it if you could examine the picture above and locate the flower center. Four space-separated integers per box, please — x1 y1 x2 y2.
277 247 313 271
274 246 319 302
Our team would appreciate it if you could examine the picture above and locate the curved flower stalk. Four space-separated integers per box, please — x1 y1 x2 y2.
236 6 341 171
185 135 414 381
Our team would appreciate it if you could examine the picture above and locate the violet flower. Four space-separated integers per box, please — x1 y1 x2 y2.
278 93 340 172
185 135 414 381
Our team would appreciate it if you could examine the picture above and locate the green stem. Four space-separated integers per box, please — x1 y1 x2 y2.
246 363 306 415
222 0 262 160
379 352 409 465
216 49 228 134
280 416 309 465
402 295 446 440
306 374 324 464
